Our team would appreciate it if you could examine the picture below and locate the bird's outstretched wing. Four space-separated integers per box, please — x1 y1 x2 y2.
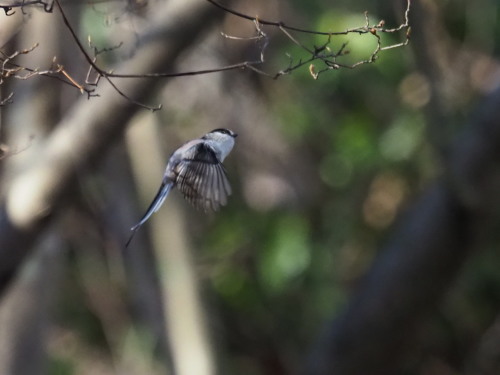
174 143 232 212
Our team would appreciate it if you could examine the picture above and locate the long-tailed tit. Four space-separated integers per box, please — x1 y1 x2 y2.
126 128 238 247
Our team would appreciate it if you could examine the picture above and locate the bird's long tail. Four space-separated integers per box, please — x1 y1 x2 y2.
125 181 173 248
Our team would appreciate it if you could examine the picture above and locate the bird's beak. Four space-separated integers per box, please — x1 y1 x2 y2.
233 133 238 138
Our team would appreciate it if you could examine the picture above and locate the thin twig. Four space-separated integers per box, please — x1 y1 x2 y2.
53 0 160 111
0 0 412 106
206 0 410 36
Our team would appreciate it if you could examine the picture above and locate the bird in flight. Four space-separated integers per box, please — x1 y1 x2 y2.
126 128 238 248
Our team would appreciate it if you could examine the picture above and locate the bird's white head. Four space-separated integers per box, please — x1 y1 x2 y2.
202 128 238 162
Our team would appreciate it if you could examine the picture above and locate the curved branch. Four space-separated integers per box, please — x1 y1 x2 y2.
206 0 411 35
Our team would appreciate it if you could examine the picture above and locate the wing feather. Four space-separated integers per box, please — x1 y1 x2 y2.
216 166 227 207
174 143 232 211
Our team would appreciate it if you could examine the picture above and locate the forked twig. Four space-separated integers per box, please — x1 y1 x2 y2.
0 0 412 106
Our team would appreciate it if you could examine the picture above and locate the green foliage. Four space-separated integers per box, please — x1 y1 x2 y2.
379 112 425 162
47 357 75 375
258 215 311 294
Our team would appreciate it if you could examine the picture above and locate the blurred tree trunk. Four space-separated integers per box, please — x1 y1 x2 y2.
102 140 173 370
126 110 218 375
0 9 65 374
305 86 500 375
467 315 500 375
305 1 500 373
0 233 63 375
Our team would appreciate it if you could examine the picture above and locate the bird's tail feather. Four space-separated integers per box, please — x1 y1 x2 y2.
125 182 173 248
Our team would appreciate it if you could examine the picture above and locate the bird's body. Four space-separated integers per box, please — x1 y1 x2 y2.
126 128 237 247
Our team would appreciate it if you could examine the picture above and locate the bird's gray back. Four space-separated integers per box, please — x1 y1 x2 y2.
163 139 204 179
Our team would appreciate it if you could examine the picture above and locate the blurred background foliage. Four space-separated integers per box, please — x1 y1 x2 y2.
2 0 500 374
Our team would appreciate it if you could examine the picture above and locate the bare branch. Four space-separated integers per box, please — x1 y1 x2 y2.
0 44 98 95
207 0 411 79
206 0 411 36
0 0 411 105
55 0 412 94
0 91 13 106
0 0 53 15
